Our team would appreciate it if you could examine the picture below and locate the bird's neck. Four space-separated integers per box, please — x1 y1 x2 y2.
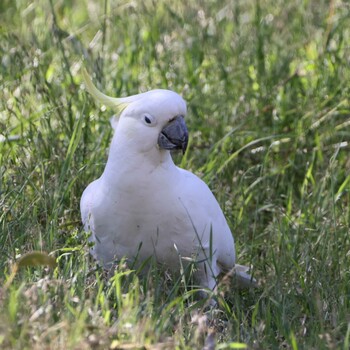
101 134 176 186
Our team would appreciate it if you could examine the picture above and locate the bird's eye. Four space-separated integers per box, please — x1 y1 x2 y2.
143 114 156 126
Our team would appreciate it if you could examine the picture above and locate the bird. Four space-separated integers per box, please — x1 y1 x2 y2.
80 69 256 292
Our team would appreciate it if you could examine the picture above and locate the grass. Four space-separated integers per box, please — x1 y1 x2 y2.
0 0 349 348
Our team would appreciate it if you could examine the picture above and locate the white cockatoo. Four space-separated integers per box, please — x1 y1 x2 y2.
81 69 255 291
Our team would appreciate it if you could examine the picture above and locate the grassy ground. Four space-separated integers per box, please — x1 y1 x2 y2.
1 0 349 349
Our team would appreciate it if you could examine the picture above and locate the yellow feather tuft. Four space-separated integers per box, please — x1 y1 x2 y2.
82 68 129 116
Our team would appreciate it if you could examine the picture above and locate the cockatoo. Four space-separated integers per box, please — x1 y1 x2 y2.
81 69 255 292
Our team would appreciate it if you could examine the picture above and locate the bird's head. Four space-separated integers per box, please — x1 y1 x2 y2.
82 69 188 155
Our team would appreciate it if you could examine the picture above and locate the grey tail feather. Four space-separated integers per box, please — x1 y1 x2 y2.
234 264 258 288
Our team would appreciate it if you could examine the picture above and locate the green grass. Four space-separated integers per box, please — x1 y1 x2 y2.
1 0 349 348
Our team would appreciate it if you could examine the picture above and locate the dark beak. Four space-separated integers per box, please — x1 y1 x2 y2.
158 115 188 154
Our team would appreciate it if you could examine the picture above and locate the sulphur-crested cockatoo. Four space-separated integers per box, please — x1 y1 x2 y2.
81 69 255 291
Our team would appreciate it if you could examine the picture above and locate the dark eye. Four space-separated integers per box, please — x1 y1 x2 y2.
143 114 156 126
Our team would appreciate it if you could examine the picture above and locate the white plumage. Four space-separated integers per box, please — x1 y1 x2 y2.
81 69 255 291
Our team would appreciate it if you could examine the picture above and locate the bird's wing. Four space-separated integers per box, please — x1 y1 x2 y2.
80 179 101 233
177 169 257 288
176 168 236 270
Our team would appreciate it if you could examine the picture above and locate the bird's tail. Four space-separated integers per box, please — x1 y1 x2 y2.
233 264 258 288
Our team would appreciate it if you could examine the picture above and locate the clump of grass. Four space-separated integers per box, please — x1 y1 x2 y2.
1 0 349 349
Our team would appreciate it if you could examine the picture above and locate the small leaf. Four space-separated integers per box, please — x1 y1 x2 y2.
4 251 57 290
16 251 57 269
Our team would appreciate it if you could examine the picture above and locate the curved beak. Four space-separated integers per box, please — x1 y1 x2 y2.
158 115 188 154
